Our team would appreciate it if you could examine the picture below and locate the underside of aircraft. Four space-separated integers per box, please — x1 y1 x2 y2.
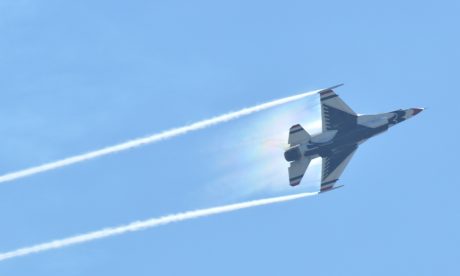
285 84 424 192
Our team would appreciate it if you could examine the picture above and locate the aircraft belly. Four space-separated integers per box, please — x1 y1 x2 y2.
284 85 424 190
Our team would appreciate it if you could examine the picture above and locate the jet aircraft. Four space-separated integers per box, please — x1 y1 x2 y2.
284 84 423 192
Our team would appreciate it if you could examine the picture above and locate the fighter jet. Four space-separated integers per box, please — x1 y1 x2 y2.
284 84 424 192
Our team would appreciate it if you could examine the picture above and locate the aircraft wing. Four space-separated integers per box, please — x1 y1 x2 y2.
319 87 357 133
320 145 357 192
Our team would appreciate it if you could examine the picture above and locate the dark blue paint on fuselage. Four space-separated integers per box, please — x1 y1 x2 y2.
305 124 388 158
284 106 418 163
388 109 407 125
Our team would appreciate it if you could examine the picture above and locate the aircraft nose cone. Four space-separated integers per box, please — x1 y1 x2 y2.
412 108 424 116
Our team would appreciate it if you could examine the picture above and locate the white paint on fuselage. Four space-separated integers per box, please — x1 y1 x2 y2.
357 114 392 128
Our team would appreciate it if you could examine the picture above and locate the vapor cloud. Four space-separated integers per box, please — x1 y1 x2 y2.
0 90 318 184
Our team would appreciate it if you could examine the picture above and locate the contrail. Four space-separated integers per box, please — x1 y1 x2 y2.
0 192 317 262
0 90 318 184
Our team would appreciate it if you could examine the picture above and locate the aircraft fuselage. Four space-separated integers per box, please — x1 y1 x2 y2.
284 108 423 162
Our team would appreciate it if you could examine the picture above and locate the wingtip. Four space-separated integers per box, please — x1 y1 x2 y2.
328 83 345 90
319 184 345 194
317 83 344 94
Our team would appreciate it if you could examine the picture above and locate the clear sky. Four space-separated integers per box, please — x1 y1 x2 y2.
0 0 458 275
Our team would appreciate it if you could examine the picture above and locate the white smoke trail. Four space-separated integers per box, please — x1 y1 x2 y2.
0 192 317 262
0 90 319 184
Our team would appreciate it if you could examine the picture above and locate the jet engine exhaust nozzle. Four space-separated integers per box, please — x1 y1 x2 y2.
284 146 301 162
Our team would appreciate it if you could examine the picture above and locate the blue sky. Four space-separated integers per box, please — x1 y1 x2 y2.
0 0 459 275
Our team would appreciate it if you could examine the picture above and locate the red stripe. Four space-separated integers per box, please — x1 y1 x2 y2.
321 186 333 191
321 184 334 190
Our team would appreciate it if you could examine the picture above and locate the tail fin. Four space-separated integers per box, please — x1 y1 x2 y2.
288 124 311 147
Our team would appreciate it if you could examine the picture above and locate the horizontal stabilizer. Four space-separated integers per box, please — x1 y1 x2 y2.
288 158 311 186
288 124 311 146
